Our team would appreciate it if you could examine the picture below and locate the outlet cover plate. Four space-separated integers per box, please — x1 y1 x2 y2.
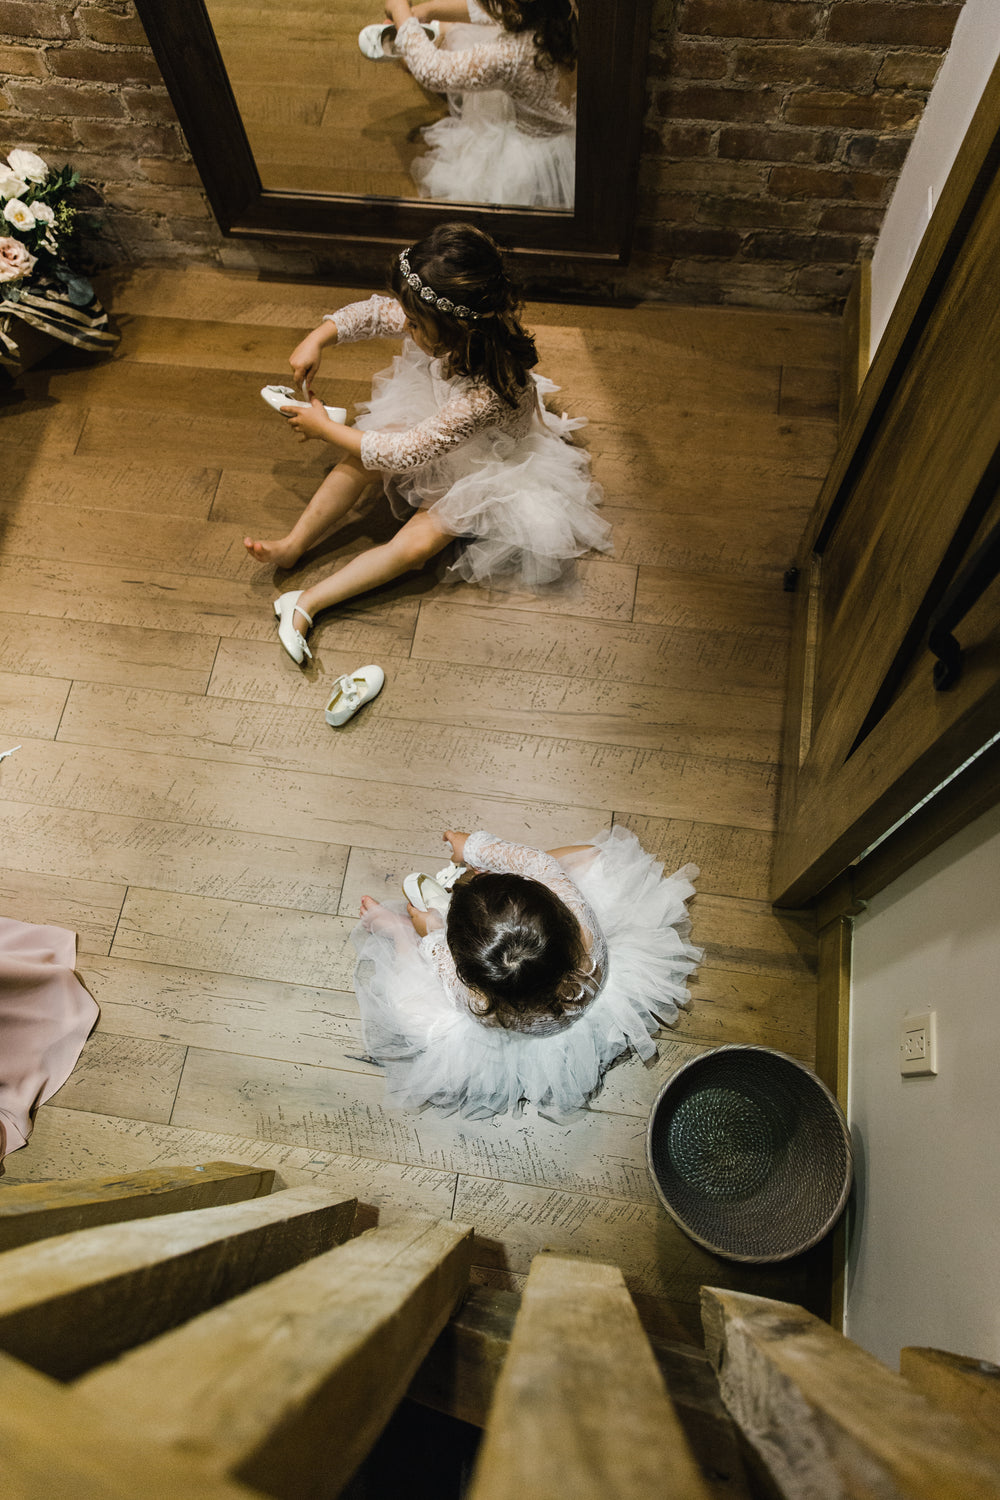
900 1010 938 1077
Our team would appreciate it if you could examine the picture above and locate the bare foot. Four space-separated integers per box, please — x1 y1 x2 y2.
244 535 301 568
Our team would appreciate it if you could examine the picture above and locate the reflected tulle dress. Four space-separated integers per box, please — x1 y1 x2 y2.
395 8 576 210
350 829 701 1119
330 294 610 590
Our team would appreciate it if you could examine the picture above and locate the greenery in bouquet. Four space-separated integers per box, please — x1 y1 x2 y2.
0 147 95 309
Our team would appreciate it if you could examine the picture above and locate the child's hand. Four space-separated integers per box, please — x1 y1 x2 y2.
443 830 468 864
407 902 431 938
289 331 326 397
283 396 341 443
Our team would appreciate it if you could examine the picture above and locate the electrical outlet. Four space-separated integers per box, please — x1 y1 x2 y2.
900 1010 937 1077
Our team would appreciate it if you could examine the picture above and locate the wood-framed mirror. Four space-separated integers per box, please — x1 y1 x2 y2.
133 0 653 271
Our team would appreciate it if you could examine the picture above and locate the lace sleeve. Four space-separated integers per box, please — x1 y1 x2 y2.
325 295 407 344
467 0 491 20
396 15 522 92
359 380 505 473
463 831 601 950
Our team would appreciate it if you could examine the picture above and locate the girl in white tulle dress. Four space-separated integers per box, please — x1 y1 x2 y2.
382 0 577 208
352 828 701 1119
245 223 609 664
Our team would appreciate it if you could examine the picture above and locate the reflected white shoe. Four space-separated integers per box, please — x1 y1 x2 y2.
358 20 439 58
402 872 451 915
273 591 313 665
324 664 385 726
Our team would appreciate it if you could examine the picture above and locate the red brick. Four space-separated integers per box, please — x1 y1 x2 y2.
733 43 880 90
0 2 78 39
78 7 152 47
876 51 943 90
828 3 962 49
842 133 912 171
73 118 181 156
719 124 836 164
0 120 77 155
46 46 162 85
6 79 126 118
817 203 885 233
109 183 207 217
60 150 144 183
638 223 744 257
664 38 731 79
700 193 819 229
794 263 855 298
656 83 781 122
679 0 821 40
122 87 179 123
0 43 48 78
744 228 863 261
648 158 766 194
784 89 923 131
138 157 203 185
637 187 698 223
643 122 717 158
769 164 889 201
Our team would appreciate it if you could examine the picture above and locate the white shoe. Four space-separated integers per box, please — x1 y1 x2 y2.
358 19 439 59
261 385 347 423
402 871 452 915
274 591 313 665
435 861 468 889
324 664 385 726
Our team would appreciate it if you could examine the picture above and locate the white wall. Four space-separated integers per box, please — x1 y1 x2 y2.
845 800 1000 1368
869 0 1000 356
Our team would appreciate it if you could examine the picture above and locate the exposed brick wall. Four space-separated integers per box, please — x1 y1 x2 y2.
0 0 964 311
636 0 963 308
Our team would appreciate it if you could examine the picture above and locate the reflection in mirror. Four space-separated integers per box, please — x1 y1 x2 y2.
203 0 576 211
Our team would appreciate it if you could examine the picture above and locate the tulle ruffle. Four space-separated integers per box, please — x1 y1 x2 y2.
354 340 611 590
350 828 701 1119
413 90 575 209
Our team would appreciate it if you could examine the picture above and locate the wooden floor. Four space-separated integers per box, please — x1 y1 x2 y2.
0 265 840 1332
206 0 451 198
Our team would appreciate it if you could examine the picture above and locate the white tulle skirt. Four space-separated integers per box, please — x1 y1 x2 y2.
350 828 701 1119
412 91 575 209
411 23 575 209
353 340 611 590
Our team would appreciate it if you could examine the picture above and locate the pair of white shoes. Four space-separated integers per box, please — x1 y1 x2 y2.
403 861 468 915
273 592 385 726
358 19 440 59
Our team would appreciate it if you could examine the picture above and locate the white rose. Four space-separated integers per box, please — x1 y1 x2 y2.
0 235 37 283
31 201 55 225
3 199 35 232
0 169 28 201
7 149 48 184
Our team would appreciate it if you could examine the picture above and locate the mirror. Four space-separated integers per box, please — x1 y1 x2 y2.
134 0 652 268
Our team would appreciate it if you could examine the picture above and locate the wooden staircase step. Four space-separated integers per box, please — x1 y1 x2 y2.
0 1185 356 1379
0 1161 274 1252
76 1214 473 1498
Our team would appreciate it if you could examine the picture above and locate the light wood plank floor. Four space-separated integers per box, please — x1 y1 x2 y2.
0 265 840 1333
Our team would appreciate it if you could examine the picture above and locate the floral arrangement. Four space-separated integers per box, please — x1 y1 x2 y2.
0 147 94 308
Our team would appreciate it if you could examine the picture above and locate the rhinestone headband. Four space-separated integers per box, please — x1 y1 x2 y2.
399 250 481 321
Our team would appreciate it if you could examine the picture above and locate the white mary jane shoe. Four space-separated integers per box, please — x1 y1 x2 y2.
402 871 452 916
358 19 439 59
324 664 385 726
273 591 313 665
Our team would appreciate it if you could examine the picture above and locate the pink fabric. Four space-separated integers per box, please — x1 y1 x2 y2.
0 918 99 1167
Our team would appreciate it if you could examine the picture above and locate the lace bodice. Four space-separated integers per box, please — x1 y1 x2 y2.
396 15 575 140
418 832 608 1036
327 295 537 473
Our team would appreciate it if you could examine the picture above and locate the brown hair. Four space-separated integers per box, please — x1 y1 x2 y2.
389 223 537 407
445 872 591 1032
477 0 577 71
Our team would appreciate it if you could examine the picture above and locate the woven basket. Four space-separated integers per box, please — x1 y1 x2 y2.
646 1045 853 1263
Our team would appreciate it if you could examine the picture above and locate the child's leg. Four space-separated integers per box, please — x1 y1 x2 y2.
547 845 597 860
244 454 370 568
296 509 452 621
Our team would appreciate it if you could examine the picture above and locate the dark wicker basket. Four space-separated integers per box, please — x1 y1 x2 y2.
646 1045 853 1263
